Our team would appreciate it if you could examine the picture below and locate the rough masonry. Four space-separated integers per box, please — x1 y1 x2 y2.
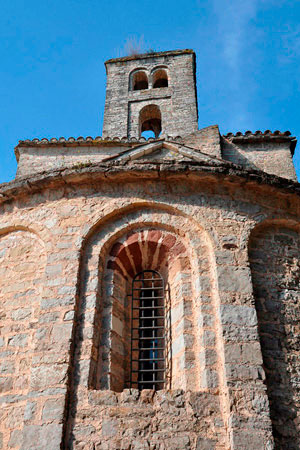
0 49 299 450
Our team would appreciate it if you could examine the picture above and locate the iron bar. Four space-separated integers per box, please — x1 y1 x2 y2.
130 269 166 391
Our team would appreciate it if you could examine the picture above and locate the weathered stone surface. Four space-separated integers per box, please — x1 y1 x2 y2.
222 135 297 181
24 401 36 421
196 437 217 450
0 377 13 392
21 424 62 450
88 390 117 406
218 267 253 294
0 360 14 374
101 418 118 437
42 397 65 421
8 334 28 347
230 429 272 450
30 364 68 390
1 49 299 450
8 429 22 448
220 305 257 326
249 224 300 450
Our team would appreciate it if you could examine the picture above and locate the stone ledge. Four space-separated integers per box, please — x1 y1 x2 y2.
0 159 299 206
105 49 195 65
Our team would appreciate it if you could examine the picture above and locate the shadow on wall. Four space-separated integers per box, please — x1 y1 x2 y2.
249 221 300 450
222 140 260 171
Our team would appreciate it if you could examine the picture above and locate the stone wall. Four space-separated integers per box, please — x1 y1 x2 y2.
0 229 46 449
249 223 300 450
222 137 297 181
69 389 226 450
15 144 127 178
15 129 297 182
0 165 299 449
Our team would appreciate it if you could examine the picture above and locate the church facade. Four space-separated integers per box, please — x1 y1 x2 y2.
0 49 299 450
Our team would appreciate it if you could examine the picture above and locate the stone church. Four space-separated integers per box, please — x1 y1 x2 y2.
0 49 299 450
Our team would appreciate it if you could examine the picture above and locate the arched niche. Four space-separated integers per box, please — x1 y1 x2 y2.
249 220 300 449
63 204 230 449
70 205 221 392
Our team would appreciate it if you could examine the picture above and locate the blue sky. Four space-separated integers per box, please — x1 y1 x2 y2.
0 0 300 182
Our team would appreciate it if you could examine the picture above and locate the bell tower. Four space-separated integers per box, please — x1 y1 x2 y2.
102 49 198 139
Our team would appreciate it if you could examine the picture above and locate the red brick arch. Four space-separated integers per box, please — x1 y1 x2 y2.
107 229 188 280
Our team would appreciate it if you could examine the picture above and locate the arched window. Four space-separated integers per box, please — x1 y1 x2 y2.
85 226 210 393
131 71 148 90
130 270 165 390
152 69 168 88
139 104 162 139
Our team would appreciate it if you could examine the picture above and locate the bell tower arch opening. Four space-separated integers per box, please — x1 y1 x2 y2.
152 68 168 88
130 69 149 91
139 104 162 139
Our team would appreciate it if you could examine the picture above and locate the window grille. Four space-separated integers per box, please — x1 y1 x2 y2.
130 270 168 390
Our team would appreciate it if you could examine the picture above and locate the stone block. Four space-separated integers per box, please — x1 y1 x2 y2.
201 369 218 388
21 424 63 450
199 349 217 366
8 333 28 347
0 360 14 374
202 330 216 347
30 364 68 390
120 388 139 403
0 376 13 392
102 418 118 437
163 435 190 449
42 397 65 421
11 308 32 321
218 267 253 294
220 305 257 326
225 364 264 382
224 342 263 365
231 430 272 450
88 390 117 406
112 315 124 336
50 323 73 345
39 312 59 323
45 264 63 276
64 310 74 321
196 437 217 450
24 401 36 421
188 392 219 417
8 429 22 448
140 389 155 403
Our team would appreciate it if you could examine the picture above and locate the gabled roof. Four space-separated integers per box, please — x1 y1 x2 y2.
102 139 224 165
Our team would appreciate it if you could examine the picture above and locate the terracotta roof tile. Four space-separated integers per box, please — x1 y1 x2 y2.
222 130 296 155
15 135 184 148
223 129 292 138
